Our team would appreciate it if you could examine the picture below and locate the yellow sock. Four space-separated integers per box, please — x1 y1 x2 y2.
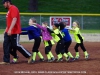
75 52 79 57
13 58 17 62
32 52 36 60
49 51 54 58
60 53 63 58
84 51 88 56
47 54 51 60
57 54 61 60
67 52 74 58
37 51 44 59
63 53 68 58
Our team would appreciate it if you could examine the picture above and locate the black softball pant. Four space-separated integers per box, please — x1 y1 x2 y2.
3 33 31 63
74 42 86 52
32 37 41 52
45 45 52 54
64 40 72 53
45 40 52 54
55 39 65 55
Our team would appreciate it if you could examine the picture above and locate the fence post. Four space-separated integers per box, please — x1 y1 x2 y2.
81 15 83 30
40 15 41 25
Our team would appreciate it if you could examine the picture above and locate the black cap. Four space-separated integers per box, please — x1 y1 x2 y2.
2 0 11 4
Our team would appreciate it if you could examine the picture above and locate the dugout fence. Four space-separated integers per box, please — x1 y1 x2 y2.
0 12 100 30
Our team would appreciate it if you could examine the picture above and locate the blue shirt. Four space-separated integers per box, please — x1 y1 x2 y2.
21 25 41 40
62 28 72 42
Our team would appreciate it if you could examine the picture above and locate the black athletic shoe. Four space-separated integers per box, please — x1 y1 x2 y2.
40 58 45 62
70 58 75 62
31 60 35 63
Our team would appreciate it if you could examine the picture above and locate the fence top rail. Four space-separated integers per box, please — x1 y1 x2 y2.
0 12 100 16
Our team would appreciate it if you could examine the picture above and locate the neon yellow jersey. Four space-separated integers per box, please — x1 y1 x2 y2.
52 29 63 42
54 29 60 34
71 27 84 43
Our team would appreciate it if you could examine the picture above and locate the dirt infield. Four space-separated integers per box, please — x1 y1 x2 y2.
0 42 100 75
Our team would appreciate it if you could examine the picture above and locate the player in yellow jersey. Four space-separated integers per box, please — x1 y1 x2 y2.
52 23 70 62
70 21 89 60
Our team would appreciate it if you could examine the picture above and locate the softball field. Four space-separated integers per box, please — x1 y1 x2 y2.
0 33 100 75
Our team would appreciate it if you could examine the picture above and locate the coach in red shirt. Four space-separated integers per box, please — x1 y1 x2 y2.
6 3 21 35
0 0 32 65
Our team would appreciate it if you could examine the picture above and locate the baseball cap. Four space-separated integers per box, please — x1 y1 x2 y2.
2 0 11 4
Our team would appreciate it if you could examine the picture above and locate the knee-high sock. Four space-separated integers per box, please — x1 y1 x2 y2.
57 54 61 60
49 51 54 58
63 53 68 58
13 58 17 62
84 51 88 56
47 54 51 60
60 53 63 58
32 52 36 60
75 52 79 57
37 51 44 59
67 52 74 58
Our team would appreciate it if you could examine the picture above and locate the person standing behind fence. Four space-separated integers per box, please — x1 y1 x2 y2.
70 21 89 60
0 0 32 65
34 22 55 62
59 22 75 61
21 18 44 63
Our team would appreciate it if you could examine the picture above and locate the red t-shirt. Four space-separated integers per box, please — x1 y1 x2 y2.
6 5 21 34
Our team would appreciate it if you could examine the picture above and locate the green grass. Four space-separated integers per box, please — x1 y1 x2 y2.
0 29 100 34
0 29 4 34
0 0 100 13
81 30 100 33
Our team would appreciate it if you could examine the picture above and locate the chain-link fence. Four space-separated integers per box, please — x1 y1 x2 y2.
0 13 100 30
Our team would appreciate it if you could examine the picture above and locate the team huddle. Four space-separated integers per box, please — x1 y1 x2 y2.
0 0 89 65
